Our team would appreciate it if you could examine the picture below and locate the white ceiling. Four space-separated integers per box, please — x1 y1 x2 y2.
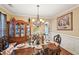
0 4 78 19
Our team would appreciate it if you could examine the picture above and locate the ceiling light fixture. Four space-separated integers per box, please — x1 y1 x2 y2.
32 5 45 27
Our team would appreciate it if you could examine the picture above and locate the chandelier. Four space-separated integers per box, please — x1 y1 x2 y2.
32 5 45 27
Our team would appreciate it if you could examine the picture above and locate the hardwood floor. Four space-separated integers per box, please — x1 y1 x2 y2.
14 47 72 55
14 48 34 55
60 47 73 55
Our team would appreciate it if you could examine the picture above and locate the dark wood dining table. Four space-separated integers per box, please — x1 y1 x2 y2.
14 43 61 55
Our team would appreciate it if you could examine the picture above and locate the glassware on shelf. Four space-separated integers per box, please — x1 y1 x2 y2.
27 24 31 36
21 24 25 37
15 24 20 37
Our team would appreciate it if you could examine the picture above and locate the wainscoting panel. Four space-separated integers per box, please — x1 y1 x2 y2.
51 32 79 55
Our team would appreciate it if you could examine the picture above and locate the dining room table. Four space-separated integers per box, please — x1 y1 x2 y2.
14 41 61 55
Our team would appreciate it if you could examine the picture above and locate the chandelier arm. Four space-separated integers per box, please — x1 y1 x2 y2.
37 5 39 21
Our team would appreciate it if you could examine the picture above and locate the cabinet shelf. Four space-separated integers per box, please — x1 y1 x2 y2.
8 17 29 44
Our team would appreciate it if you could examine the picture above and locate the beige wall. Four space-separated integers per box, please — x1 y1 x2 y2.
0 6 14 21
51 7 79 37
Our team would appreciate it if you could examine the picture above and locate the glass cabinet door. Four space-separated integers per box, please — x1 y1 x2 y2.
15 23 20 37
27 24 30 36
21 24 25 37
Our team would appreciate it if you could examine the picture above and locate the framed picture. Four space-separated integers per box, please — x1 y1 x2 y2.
57 12 73 30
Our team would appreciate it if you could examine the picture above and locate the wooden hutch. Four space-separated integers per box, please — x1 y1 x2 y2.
7 17 29 44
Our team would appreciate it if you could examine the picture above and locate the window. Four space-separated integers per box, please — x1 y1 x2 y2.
45 23 48 35
0 12 6 37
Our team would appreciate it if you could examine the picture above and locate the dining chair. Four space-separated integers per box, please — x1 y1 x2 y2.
53 34 61 45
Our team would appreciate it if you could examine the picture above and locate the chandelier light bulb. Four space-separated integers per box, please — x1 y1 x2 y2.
42 20 44 23
32 19 35 22
40 19 43 22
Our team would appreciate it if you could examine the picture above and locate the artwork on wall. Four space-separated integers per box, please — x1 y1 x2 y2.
57 12 73 30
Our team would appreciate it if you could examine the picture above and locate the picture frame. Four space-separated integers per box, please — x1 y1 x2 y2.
57 12 73 30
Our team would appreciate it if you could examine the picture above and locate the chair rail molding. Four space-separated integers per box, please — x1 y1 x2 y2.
51 32 79 55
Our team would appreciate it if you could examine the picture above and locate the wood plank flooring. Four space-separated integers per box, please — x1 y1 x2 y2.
14 47 72 55
60 47 73 55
